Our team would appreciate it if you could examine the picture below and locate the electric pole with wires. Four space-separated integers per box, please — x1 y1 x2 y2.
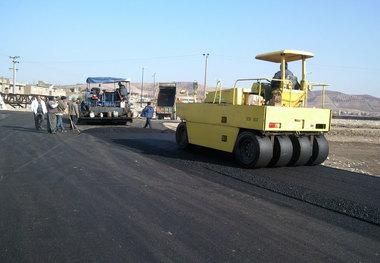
9 56 20 94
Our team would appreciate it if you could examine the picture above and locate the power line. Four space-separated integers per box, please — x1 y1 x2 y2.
21 54 202 64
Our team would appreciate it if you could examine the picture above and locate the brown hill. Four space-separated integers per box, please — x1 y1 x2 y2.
307 90 380 113
134 82 380 113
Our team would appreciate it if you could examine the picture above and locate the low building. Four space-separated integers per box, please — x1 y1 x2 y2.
0 77 66 97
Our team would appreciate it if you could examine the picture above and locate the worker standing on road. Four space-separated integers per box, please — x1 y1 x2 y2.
31 95 47 131
68 98 80 130
56 96 67 132
46 97 59 134
141 102 154 128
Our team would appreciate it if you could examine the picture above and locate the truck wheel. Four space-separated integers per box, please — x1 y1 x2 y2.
176 122 189 149
289 136 312 166
268 135 293 167
233 131 272 168
308 135 329 165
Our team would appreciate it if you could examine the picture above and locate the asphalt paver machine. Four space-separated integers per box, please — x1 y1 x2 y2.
80 77 133 125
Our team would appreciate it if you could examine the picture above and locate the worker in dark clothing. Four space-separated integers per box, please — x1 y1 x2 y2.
271 62 294 88
118 82 127 97
80 101 88 112
141 102 154 128
46 97 58 134
267 62 299 103
68 99 80 130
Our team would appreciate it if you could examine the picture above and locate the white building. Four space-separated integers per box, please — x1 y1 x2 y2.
0 77 66 97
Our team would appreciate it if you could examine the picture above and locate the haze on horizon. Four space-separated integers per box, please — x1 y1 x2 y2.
1 0 379 98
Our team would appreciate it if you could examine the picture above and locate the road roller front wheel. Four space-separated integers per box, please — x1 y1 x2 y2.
176 122 189 149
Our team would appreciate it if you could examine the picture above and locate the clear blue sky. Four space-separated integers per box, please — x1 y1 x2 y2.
1 0 380 97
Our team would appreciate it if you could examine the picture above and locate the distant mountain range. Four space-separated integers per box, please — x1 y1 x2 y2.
130 82 380 114
307 90 380 114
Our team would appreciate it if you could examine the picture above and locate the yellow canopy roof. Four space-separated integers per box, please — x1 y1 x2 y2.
255 50 314 63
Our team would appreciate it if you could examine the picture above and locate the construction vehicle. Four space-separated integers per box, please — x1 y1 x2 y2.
176 50 331 168
79 77 133 125
156 82 177 120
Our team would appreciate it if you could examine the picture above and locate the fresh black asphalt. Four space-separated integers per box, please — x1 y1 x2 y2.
0 111 379 262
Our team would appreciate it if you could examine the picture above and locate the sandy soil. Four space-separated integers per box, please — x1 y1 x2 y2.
324 119 380 177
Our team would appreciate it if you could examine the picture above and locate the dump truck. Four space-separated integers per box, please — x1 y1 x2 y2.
79 77 133 125
176 50 331 168
156 82 177 120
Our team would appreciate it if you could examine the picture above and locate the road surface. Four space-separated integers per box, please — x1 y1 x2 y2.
0 111 379 262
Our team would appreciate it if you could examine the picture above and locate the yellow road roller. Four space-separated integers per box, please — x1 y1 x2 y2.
176 50 331 168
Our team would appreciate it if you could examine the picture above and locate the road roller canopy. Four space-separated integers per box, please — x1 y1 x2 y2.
255 50 314 63
86 77 129 84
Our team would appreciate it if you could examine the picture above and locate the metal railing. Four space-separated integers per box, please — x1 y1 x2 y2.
210 78 328 108
0 92 50 108
309 83 330 108
212 80 223 104
231 78 294 105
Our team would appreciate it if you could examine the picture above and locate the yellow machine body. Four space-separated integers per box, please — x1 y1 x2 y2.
177 103 331 152
176 50 332 168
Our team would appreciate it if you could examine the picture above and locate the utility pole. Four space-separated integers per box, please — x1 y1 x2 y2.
140 67 146 107
9 56 20 94
152 72 156 99
203 53 209 100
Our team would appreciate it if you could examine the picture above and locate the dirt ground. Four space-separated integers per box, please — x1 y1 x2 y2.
324 119 380 177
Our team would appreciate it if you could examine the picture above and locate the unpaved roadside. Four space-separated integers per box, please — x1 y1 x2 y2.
324 119 380 177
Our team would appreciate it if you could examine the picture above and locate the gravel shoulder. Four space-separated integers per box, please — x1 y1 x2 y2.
324 119 380 177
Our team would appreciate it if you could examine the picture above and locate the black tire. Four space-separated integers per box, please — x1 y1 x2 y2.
233 131 272 168
268 135 293 167
289 136 312 166
176 122 189 149
308 135 329 165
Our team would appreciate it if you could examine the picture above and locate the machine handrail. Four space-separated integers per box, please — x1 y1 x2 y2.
309 83 330 108
232 78 293 105
212 80 223 104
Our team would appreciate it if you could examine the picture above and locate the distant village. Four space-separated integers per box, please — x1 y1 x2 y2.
0 77 68 98
1 76 379 118
0 76 157 110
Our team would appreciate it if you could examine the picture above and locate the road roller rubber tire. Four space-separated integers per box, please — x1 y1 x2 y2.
289 136 312 166
176 122 189 149
308 135 329 165
233 131 273 168
269 135 293 167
